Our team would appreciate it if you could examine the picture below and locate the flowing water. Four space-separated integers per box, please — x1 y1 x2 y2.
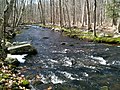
13 26 120 90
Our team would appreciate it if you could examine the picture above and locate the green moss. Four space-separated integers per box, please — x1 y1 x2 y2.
21 80 30 86
3 74 10 79
15 30 22 35
94 37 120 44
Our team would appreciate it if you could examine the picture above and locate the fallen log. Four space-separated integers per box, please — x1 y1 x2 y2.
8 43 37 55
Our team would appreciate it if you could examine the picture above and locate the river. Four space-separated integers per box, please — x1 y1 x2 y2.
13 25 120 90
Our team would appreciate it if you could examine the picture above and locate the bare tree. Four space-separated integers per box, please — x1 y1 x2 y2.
72 0 76 26
93 0 97 37
59 0 63 27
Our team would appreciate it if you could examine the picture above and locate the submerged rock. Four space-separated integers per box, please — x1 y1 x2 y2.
42 37 49 39
60 42 68 45
8 44 37 55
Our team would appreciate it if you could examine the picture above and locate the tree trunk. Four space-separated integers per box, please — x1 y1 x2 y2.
82 1 87 27
112 0 117 26
39 0 45 25
53 0 55 25
38 1 42 23
93 0 97 37
16 0 25 27
118 20 120 33
113 18 117 26
86 0 92 30
59 0 63 27
62 0 67 27
65 0 71 34
50 0 53 24
4 0 15 27
72 0 76 26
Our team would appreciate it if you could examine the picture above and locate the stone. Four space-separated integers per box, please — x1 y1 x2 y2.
5 42 12 48
4 57 20 67
98 33 105 37
20 80 30 87
100 86 108 90
32 81 44 86
60 42 68 45
42 37 49 39
113 34 120 38
54 28 61 32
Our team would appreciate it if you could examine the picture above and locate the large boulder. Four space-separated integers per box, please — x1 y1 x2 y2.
8 44 37 55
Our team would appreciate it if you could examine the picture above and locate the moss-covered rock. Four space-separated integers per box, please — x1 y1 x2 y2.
20 80 30 87
4 57 20 67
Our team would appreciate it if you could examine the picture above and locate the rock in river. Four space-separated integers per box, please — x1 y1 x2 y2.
4 57 20 67
8 43 37 55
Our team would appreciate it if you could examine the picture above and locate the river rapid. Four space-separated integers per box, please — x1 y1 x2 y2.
13 26 120 90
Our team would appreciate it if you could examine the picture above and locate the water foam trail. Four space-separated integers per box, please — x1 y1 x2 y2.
90 56 106 65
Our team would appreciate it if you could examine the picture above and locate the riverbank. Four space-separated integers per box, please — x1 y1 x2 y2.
0 61 30 89
0 25 31 90
39 24 120 45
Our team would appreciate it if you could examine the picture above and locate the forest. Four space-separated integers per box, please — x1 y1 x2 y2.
0 0 120 90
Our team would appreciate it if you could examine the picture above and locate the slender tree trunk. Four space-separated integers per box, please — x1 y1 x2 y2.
86 0 91 30
72 0 76 26
55 2 59 24
50 0 53 24
13 0 16 31
39 0 45 25
112 0 117 26
16 0 25 27
82 1 87 27
62 0 67 27
53 0 55 25
93 0 97 37
38 1 42 23
118 20 120 33
59 0 63 27
65 0 71 34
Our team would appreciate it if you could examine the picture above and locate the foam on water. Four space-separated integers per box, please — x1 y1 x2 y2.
90 56 106 65
58 71 82 81
59 71 76 80
48 59 58 63
62 57 72 67
40 73 65 84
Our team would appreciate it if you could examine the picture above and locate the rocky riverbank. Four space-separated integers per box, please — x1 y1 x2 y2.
0 60 30 90
0 25 36 90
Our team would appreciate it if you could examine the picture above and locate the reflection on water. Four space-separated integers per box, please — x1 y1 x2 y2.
13 26 120 90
